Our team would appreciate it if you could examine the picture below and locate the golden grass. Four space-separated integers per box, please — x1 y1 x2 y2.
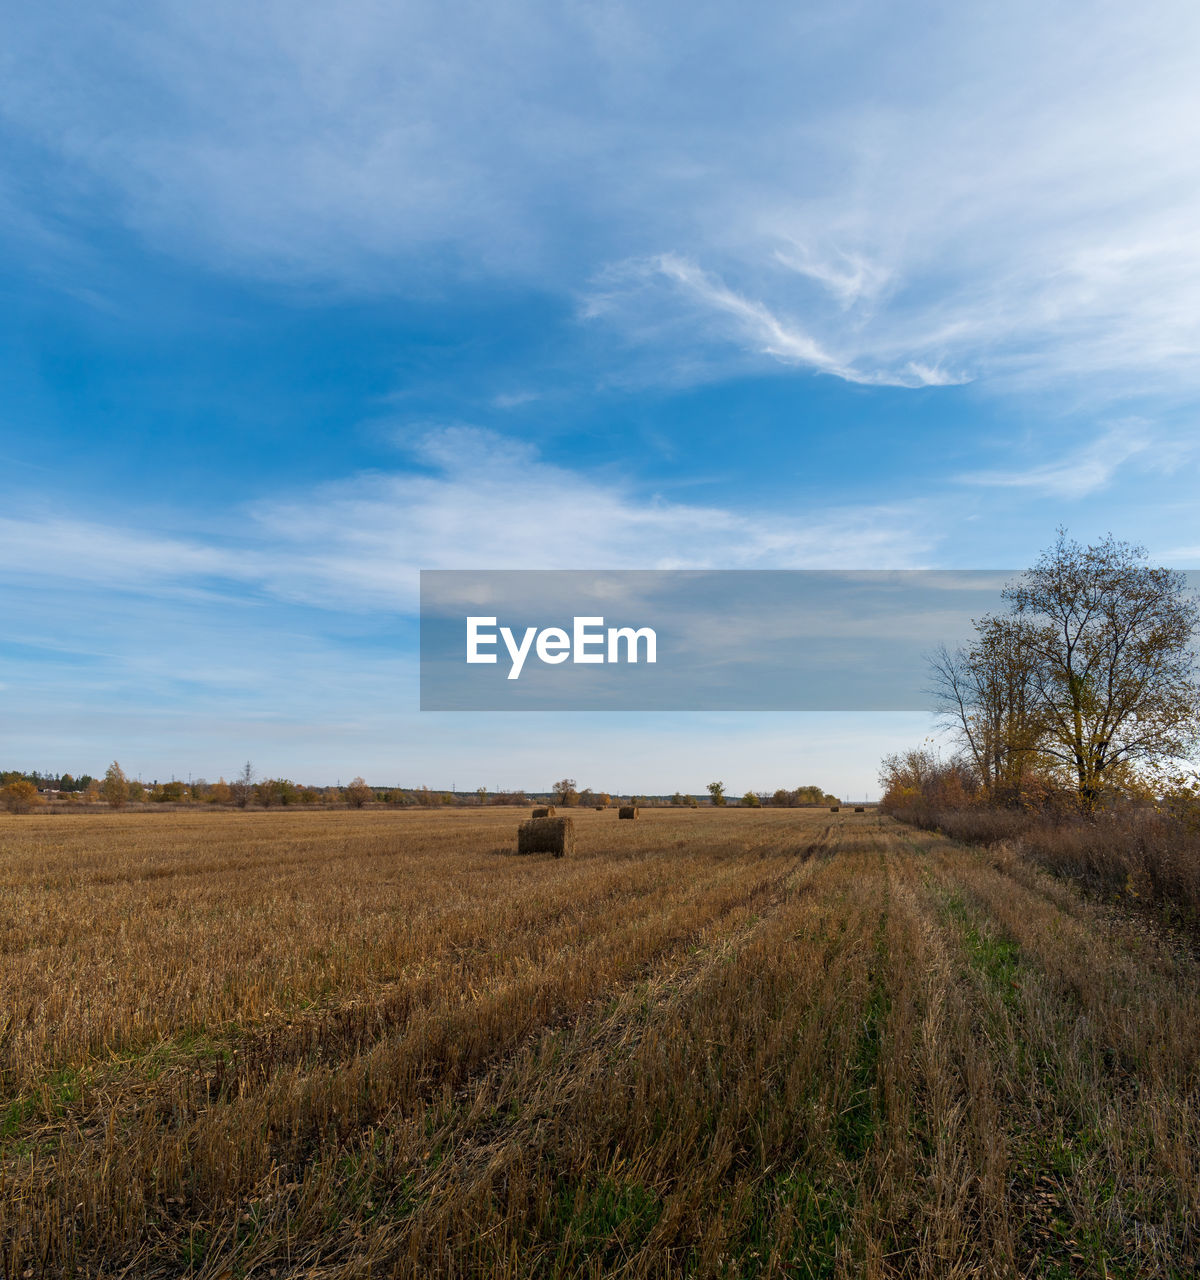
0 807 1196 1277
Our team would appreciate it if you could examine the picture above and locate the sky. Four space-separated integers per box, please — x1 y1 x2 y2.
3 1 1200 796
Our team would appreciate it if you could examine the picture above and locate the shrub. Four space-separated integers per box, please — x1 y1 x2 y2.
895 804 1200 923
1 780 44 814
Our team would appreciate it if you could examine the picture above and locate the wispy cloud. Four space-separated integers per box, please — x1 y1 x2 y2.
251 426 935 607
5 2 1200 401
772 242 892 309
0 516 251 590
953 425 1179 499
0 428 937 613
491 390 542 409
585 254 969 389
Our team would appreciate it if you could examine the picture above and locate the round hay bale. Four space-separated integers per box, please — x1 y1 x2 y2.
618 806 638 820
517 816 574 857
829 805 840 812
532 806 556 818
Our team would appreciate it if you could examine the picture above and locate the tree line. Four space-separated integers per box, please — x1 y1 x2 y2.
4 766 843 815
0 762 507 814
700 781 840 808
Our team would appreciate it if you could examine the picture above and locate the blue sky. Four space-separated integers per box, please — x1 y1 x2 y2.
3 1 1199 795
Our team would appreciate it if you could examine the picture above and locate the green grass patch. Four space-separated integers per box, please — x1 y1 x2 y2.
543 1175 662 1274
736 1165 849 1279
936 890 1021 1008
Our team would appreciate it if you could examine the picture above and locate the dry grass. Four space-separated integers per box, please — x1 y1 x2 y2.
896 805 1200 924
1 807 1196 1277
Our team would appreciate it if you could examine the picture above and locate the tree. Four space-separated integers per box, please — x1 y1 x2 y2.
231 761 255 808
345 777 372 808
741 791 760 807
707 781 726 806
256 778 299 807
552 778 579 806
930 615 1045 805
102 761 128 810
1 780 43 814
793 785 829 806
255 779 281 808
1005 532 1200 809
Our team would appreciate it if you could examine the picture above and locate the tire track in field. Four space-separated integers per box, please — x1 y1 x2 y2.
886 820 1200 1278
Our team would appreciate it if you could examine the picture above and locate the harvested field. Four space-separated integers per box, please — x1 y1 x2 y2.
1 807 1197 1278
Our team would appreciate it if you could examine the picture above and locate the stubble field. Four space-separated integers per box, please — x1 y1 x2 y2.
0 807 1196 1279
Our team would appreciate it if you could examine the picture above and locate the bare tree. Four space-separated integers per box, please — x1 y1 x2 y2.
231 761 255 809
929 615 1044 804
552 778 579 806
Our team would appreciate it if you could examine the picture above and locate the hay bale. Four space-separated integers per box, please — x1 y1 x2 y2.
829 805 840 812
854 806 865 813
532 805 556 818
517 817 574 857
594 805 605 810
618 806 638 820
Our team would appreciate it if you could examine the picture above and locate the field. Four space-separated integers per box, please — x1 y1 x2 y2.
1 808 1197 1279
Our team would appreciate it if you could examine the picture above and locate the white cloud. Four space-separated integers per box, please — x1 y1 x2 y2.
251 426 935 607
4 2 1200 398
491 390 542 409
0 516 252 589
586 253 970 388
773 242 892 309
952 425 1178 499
0 428 936 612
